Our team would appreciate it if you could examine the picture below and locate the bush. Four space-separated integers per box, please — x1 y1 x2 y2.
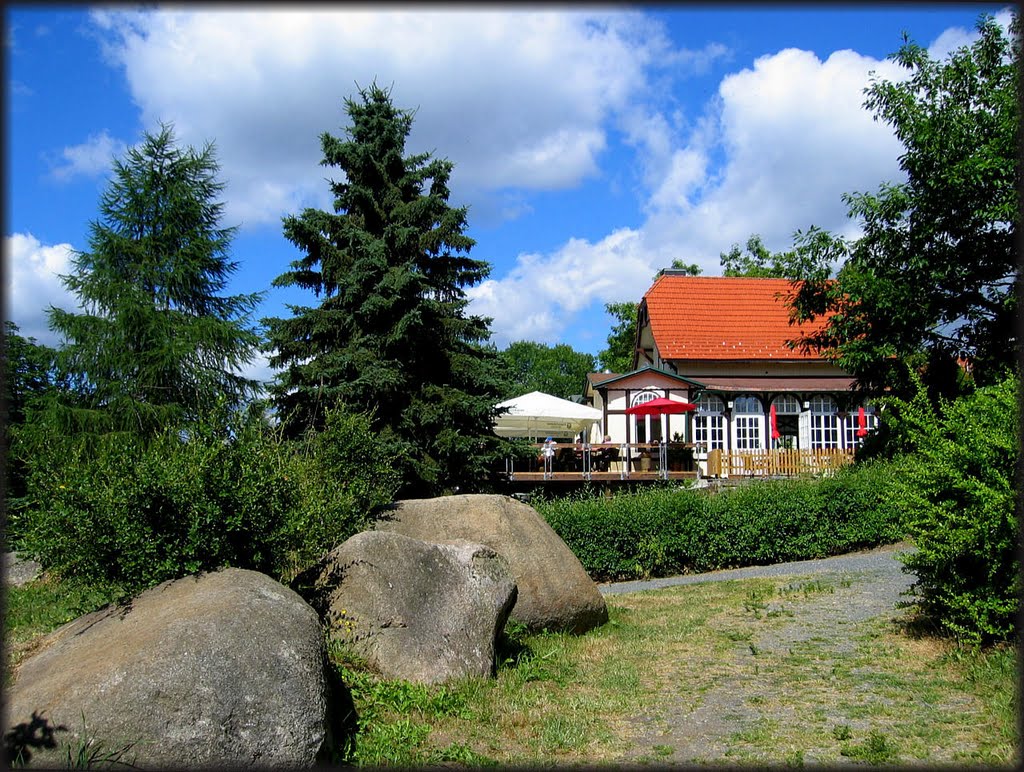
884 372 1020 644
282 405 403 573
536 462 905 582
12 403 401 595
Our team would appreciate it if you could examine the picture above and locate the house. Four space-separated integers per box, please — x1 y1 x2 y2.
584 272 877 461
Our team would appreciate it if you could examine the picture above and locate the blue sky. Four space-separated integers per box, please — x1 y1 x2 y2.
5 4 1011 385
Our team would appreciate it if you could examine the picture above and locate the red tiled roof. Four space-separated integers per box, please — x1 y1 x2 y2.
643 275 832 361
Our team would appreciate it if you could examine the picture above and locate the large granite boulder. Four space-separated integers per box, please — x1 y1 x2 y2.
375 494 608 634
3 568 337 768
301 530 516 685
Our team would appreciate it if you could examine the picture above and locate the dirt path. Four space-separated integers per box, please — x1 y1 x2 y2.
600 543 920 765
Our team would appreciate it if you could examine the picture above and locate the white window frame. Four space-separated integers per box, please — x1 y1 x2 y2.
809 395 840 449
631 390 661 443
772 394 801 414
770 394 801 449
731 394 764 451
693 394 725 451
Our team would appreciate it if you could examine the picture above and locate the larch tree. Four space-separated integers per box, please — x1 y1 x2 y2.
46 124 263 435
264 84 507 497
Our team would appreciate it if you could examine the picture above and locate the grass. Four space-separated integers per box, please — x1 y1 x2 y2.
3 577 122 682
6 572 1019 767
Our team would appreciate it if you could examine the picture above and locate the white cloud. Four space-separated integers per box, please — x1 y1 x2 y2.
4 233 79 345
235 349 275 393
87 8 700 228
468 45 911 344
926 6 1015 61
78 8 997 353
50 130 127 181
467 227 656 347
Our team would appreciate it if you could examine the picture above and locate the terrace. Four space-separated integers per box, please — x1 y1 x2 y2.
502 441 855 485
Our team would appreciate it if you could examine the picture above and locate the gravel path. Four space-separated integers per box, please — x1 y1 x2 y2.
598 541 914 596
598 542 920 765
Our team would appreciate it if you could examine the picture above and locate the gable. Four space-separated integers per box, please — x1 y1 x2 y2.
589 365 704 391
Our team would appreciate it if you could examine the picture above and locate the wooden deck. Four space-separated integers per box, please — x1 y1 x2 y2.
501 443 855 487
507 470 699 483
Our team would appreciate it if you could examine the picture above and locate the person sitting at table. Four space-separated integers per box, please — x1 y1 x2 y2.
595 435 617 471
556 445 577 471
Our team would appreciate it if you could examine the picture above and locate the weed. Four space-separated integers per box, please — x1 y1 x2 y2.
841 730 899 764
65 736 136 769
540 714 588 750
833 724 852 741
743 586 773 618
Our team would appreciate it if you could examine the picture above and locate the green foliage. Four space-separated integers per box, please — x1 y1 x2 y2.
264 83 508 497
537 462 903 581
46 124 263 435
597 301 638 373
331 657 492 766
885 372 1020 644
2 322 66 427
790 14 1020 396
666 260 702 275
3 322 78 505
839 730 899 765
496 340 596 400
14 410 294 593
283 405 402 572
720 232 832 279
4 579 121 647
11 403 397 595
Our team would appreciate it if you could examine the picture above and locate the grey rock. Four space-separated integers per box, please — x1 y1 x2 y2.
305 530 517 685
3 552 42 587
375 493 608 634
4 568 335 768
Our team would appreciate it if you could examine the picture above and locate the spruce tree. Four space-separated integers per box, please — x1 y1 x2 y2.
47 124 263 434
265 84 507 496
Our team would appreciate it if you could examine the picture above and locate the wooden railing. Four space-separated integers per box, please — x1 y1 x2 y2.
706 448 854 478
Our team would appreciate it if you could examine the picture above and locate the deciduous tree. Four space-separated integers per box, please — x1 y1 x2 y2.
790 14 1020 397
720 233 830 279
597 302 638 373
497 341 596 400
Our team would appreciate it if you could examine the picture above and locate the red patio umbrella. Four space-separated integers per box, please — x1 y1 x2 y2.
769 403 781 440
625 397 697 416
856 406 868 437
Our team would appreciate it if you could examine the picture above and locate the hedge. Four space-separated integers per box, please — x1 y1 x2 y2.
536 460 904 582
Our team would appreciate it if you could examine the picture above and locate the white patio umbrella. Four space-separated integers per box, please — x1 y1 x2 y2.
493 391 602 440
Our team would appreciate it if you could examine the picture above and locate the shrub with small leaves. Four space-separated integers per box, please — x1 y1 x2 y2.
15 408 297 593
885 372 1020 644
15 399 401 595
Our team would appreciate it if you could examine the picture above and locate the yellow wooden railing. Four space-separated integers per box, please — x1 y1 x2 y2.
706 448 854 478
